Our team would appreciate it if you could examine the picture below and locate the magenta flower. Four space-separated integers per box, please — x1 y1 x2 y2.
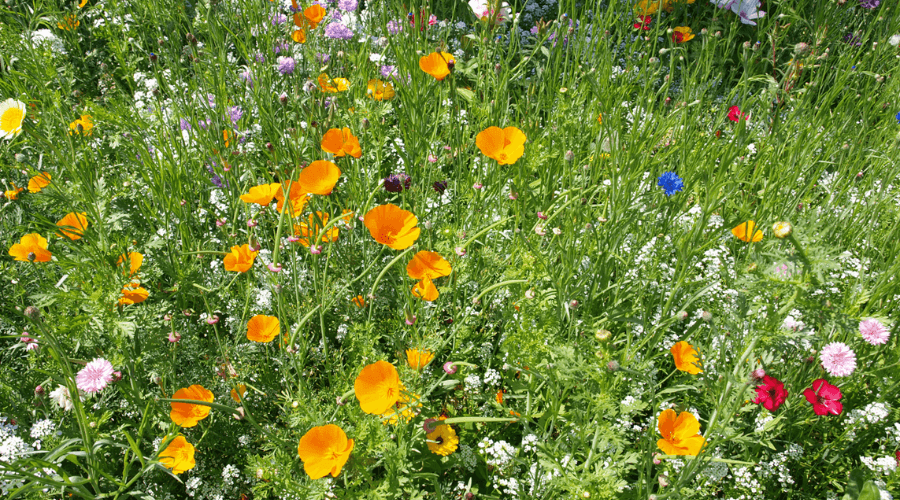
728 106 748 122
75 358 115 394
752 375 788 412
803 378 843 415
820 342 856 377
859 319 890 345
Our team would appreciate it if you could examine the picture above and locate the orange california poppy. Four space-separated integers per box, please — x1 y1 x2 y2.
300 160 342 195
274 180 311 217
292 28 307 43
223 130 232 147
321 128 362 158
57 15 80 30
476 126 527 165
230 384 247 402
363 204 420 250
293 212 339 247
732 221 763 242
246 314 280 342
411 278 439 301
318 73 350 93
670 341 702 374
367 79 395 101
419 52 455 81
240 183 282 206
297 424 354 479
380 383 421 425
495 389 504 404
68 115 92 135
406 251 452 280
406 349 434 370
159 435 196 475
304 4 326 29
4 184 24 200
597 113 603 125
8 233 52 262
56 212 89 240
170 385 214 427
657 409 706 456
117 252 143 276
352 295 366 308
223 244 258 272
118 284 149 306
28 172 51 193
78 0 88 7
354 360 400 415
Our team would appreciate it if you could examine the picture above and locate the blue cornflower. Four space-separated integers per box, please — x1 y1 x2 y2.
657 171 684 196
896 111 900 124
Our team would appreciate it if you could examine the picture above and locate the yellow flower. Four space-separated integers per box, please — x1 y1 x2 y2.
367 79 395 101
159 435 196 474
732 221 763 243
405 349 434 370
672 26 695 44
28 172 51 193
0 99 26 139
426 424 459 456
68 115 93 135
56 212 89 240
57 14 80 30
670 341 702 374
380 383 421 425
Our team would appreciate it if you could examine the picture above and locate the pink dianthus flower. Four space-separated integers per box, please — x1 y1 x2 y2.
820 342 856 377
75 358 115 394
859 318 890 345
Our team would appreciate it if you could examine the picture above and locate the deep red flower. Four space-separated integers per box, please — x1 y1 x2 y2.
803 378 843 416
728 106 748 122
752 375 788 412
633 15 652 30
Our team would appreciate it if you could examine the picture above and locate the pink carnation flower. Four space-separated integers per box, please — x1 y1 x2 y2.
75 358 115 394
820 342 856 377
859 319 890 345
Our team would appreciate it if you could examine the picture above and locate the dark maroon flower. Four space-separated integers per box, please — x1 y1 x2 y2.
384 173 411 193
433 180 448 194
803 378 843 416
752 375 788 412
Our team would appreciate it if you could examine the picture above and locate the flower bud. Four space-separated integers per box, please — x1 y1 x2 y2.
595 329 611 341
700 310 712 322
206 315 220 325
606 360 619 372
564 150 575 162
794 42 810 56
34 385 44 396
443 362 457 375
279 92 288 104
24 306 41 320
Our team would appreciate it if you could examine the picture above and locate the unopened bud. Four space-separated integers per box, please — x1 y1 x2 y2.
595 329 611 341
701 310 713 322
564 150 575 162
606 361 619 372
24 306 40 320
794 42 810 56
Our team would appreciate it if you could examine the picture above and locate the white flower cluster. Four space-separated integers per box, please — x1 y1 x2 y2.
521 434 539 453
222 464 241 485
477 438 517 468
464 374 481 392
483 368 501 386
860 456 897 476
1 418 34 496
729 466 763 498
29 419 56 439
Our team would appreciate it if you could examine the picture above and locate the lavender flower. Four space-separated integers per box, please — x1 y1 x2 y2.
240 70 254 87
270 12 287 25
274 41 288 54
339 0 358 11
859 0 880 8
325 23 354 39
380 65 397 79
316 53 331 64
228 106 243 125
387 20 402 35
277 56 296 75
179 118 192 131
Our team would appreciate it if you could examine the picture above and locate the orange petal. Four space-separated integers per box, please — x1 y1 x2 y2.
300 160 341 195
247 315 280 342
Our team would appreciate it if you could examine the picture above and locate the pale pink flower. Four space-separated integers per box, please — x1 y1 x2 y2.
75 358 115 393
820 342 856 377
859 319 890 345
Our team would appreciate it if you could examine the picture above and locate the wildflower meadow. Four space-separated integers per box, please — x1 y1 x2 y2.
2 0 900 498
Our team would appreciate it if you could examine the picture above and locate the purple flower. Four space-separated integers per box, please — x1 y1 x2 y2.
255 52 266 63
198 118 211 130
228 106 244 125
316 53 331 64
859 0 880 8
270 12 287 25
325 23 354 39
387 20 402 35
339 0 357 11
384 173 411 192
380 65 397 79
76 358 115 394
277 56 296 75
207 93 216 108
179 118 192 131
240 70 254 87
274 41 289 54
844 32 862 46
433 180 448 194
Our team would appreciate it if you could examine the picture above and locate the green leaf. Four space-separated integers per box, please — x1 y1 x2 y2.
857 481 881 500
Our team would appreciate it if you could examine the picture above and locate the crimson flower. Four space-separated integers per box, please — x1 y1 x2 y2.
803 378 843 416
634 15 652 30
728 106 748 122
752 375 788 412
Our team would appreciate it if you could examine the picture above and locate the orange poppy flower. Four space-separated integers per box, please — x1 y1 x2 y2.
57 14 80 30
223 244 258 272
78 0 88 7
367 79 395 101
321 128 362 158
230 384 247 402
352 295 366 308
406 251 452 280
293 212 339 247
56 212 89 240
240 183 282 206
118 284 149 305
354 360 400 415
476 126 527 165
8 233 52 262
657 409 706 456
411 278 439 301
297 424 354 479
68 115 93 135
406 349 434 370
318 73 350 93
246 314 280 343
495 389 504 404
419 52 455 81
292 28 307 43
170 385 214 427
274 181 311 217
117 252 143 276
4 183 24 200
597 113 603 125
380 383 421 425
304 4 326 29
301 160 342 195
670 341 702 374
159 435 196 475
223 129 232 147
732 221 763 242
363 204 420 250
28 172 51 193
